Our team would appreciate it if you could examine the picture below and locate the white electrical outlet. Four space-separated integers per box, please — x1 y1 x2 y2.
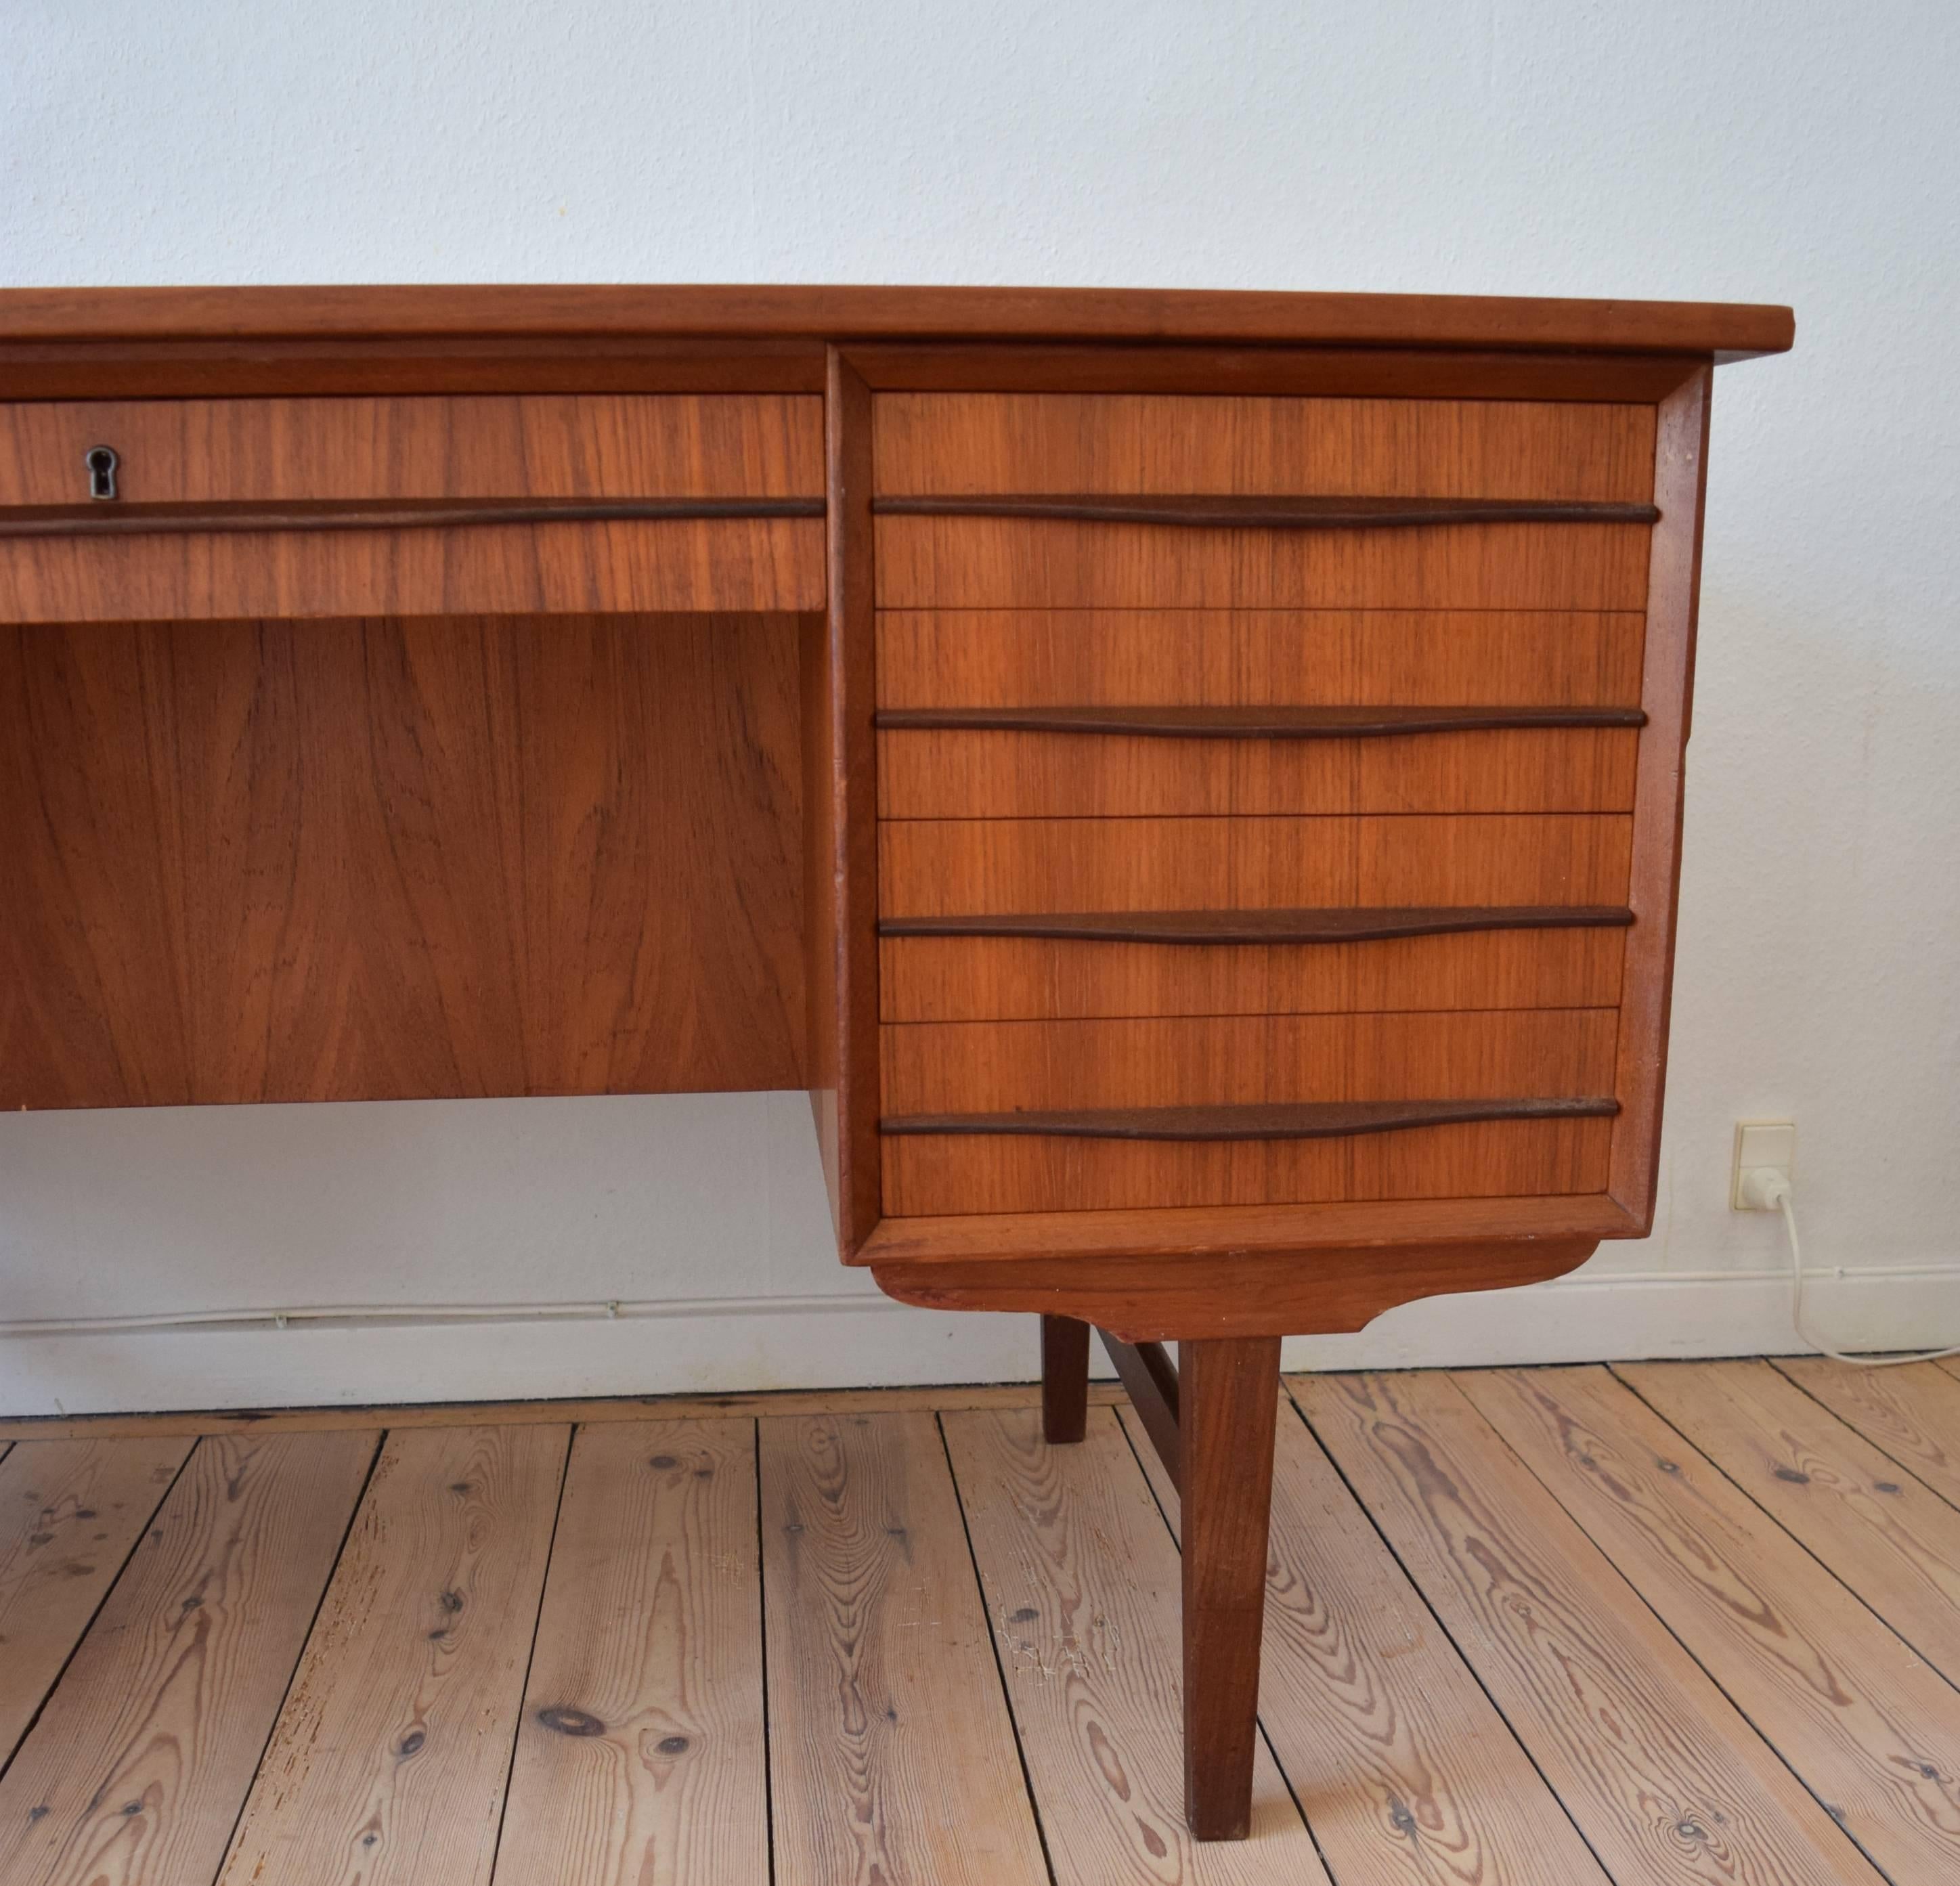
1732 1120 1796 1210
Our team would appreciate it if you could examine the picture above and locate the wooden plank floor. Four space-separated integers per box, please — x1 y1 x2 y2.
3 1359 1957 1884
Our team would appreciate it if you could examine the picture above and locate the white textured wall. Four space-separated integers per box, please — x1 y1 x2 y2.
3 1 1957 1411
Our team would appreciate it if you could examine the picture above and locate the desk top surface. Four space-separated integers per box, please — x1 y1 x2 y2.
0 283 1794 359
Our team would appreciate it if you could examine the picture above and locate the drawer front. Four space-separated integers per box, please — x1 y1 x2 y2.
879 926 1628 1024
882 1117 1615 1215
0 395 823 504
879 815 1633 917
877 724 1640 817
876 609 1647 711
0 395 827 620
874 393 1657 501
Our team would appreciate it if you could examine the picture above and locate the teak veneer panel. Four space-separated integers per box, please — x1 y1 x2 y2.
875 516 1653 610
881 1008 1619 1115
876 609 1647 711
879 924 1628 1022
0 282 1795 359
0 395 823 506
873 393 1657 501
879 814 1634 917
882 1115 1615 1214
1 611 805 1108
0 517 822 621
878 724 1640 816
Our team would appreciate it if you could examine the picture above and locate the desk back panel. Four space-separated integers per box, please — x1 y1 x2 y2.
0 609 811 1107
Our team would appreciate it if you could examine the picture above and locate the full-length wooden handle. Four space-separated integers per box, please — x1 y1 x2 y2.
875 703 1646 738
0 495 825 538
881 1097 1620 1142
873 493 1660 528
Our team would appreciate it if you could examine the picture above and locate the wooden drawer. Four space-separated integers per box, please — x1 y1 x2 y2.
875 609 1647 712
881 1009 1617 1115
878 814 1633 917
0 395 823 504
873 393 1657 501
0 394 825 620
877 1008 1619 1215
879 923 1628 1023
877 721 1640 817
881 1115 1615 1214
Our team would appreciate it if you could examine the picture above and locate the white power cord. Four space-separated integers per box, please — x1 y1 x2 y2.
1752 1171 1960 1368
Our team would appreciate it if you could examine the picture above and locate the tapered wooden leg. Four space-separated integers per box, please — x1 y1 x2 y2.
1179 1335 1282 1840
1040 1314 1091 1443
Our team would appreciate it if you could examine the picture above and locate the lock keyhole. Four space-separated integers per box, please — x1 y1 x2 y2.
85 445 119 502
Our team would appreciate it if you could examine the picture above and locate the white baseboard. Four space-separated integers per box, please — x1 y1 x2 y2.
1 1263 1955 1417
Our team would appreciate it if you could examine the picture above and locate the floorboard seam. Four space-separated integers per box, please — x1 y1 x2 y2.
1764 1357 1960 1518
1452 1369 1897 1885
1607 1363 1960 1701
934 1409 1060 1886
483 1422 577 1886
0 1433 202 1791
1280 1376 1620 1885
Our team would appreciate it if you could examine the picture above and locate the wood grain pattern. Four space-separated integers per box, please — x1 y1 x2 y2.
495 1421 765 1886
883 1007 1620 1114
0 282 1795 358
879 814 1634 917
217 1425 570 1886
940 1407 1322 1877
852 342 1707 401
1296 1370 1880 1885
1098 1336 1181 1487
1617 1359 1960 1687
1179 1338 1282 1839
875 514 1652 610
0 395 823 506
1 611 805 1108
873 393 1657 500
862 1193 1631 1267
1041 1317 1092 1445
881 1116 1614 1215
872 1238 1603 1340
1772 1358 1960 1509
876 609 1647 711
878 724 1640 816
1607 368 1709 1228
0 1431 376 1886
806 347 885 1254
1133 1394 1613 1886
1458 1365 1960 1883
0 518 821 621
758 1411 1047 1886
880 923 1628 1023
876 494 1659 527
0 1437 192 1766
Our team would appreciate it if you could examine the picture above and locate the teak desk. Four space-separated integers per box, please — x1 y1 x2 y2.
0 284 1793 1839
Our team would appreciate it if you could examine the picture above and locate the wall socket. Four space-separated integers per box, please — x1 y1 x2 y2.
1732 1120 1796 1210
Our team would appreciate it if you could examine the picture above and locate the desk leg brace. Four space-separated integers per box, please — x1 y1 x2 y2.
1039 1315 1281 1839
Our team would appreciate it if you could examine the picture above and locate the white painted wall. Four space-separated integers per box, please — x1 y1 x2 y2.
3 1 1957 1412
